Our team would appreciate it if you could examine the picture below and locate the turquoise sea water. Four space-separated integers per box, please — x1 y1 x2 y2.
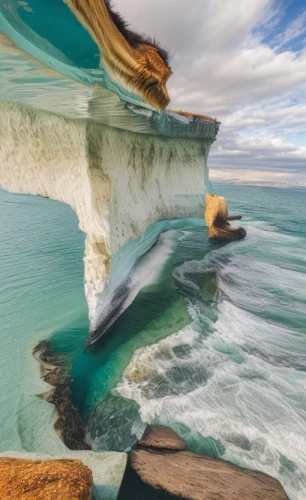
0 184 305 499
0 188 87 453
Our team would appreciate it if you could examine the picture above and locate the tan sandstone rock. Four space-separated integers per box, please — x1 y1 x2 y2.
205 194 246 240
130 449 288 500
139 424 186 451
0 457 93 500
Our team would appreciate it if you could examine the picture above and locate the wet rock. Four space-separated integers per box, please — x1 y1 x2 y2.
34 341 90 451
0 457 93 499
139 424 186 451
130 449 288 500
227 215 242 221
43 385 91 451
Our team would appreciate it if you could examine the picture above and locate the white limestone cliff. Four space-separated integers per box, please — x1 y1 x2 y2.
0 100 213 326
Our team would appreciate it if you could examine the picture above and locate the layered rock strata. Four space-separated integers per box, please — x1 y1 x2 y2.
0 100 214 331
63 0 172 110
126 425 288 500
139 424 186 451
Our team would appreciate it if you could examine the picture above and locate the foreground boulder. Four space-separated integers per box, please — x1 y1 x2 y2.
130 449 287 500
205 194 246 240
139 424 186 451
0 457 92 499
126 425 288 500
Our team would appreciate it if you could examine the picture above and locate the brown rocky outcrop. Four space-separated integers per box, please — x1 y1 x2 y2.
0 457 93 500
130 449 287 500
139 424 186 451
127 425 288 500
205 194 246 240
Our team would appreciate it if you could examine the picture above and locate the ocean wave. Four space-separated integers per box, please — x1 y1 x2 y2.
115 216 306 499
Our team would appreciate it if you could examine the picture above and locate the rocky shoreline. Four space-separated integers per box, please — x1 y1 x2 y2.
0 425 288 499
31 343 288 499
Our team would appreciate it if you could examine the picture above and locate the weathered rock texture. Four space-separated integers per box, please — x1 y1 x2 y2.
0 457 93 500
64 0 172 111
205 194 246 240
130 449 287 500
0 100 213 330
33 341 91 451
1 451 127 500
139 424 186 451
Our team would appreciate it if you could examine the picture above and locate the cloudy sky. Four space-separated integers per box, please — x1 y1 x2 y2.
115 0 306 186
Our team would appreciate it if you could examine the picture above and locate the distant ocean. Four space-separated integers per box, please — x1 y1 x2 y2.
0 184 305 499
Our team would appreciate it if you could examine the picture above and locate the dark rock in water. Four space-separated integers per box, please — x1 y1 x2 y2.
44 367 72 387
227 214 242 221
130 449 288 500
44 385 91 452
139 425 186 451
33 340 91 451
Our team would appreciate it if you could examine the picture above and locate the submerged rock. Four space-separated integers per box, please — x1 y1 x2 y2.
33 341 91 451
139 424 186 451
205 194 246 241
0 457 93 500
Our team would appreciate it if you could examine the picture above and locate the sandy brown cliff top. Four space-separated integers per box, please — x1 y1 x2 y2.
0 457 93 500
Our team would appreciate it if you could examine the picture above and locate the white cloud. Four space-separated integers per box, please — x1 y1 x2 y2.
114 0 306 182
210 168 306 187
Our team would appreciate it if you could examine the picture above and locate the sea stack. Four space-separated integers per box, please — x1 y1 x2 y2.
205 194 246 240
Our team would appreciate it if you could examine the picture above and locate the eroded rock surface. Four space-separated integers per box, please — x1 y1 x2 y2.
33 341 91 451
205 194 246 240
139 424 186 451
0 457 93 500
2 451 127 500
130 449 287 500
128 426 288 500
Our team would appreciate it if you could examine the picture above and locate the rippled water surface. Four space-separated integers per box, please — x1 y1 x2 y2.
0 184 305 499
0 188 87 453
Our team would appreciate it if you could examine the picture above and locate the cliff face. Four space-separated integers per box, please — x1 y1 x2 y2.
0 100 213 327
0 0 221 335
